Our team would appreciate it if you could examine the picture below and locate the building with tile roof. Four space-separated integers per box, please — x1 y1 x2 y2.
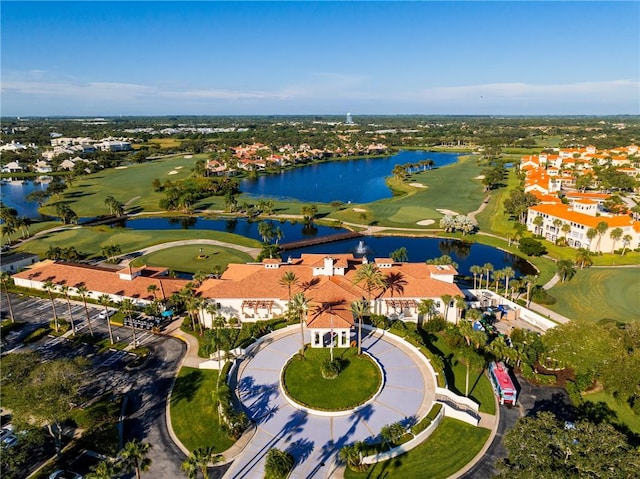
196 254 463 347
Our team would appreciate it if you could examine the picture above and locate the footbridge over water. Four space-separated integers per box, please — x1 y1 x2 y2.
279 230 364 251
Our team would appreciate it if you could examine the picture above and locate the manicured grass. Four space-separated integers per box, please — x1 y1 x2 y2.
344 418 491 479
283 348 382 410
40 154 209 216
582 391 640 434
475 169 520 235
170 367 234 453
133 138 183 150
130 244 253 273
16 225 260 259
429 334 496 415
545 267 640 323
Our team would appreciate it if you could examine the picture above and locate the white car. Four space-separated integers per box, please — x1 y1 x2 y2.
98 309 115 320
49 471 83 479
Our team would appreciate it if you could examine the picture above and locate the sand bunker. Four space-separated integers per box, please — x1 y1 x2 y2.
437 209 459 216
184 155 193 159
416 219 435 226
115 166 128 170
175 166 183 169
168 170 178 175
353 208 367 212
474 175 485 180
409 182 427 188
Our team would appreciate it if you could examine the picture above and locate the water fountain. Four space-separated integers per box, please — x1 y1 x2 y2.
354 240 371 256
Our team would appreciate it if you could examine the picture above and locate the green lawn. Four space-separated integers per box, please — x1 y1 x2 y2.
283 348 382 410
129 244 253 273
170 367 234 453
429 335 496 415
16 225 260 259
344 418 491 479
582 391 640 435
40 154 209 216
546 267 640 323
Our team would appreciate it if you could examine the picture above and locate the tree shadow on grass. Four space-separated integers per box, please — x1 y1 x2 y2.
171 369 203 404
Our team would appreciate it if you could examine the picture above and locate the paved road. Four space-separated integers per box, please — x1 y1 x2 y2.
223 327 437 479
459 376 572 478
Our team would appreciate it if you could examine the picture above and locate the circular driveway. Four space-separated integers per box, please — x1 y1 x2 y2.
223 327 437 479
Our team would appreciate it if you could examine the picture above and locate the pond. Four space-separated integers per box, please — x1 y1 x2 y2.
240 150 460 203
121 217 535 277
0 178 51 219
287 236 537 278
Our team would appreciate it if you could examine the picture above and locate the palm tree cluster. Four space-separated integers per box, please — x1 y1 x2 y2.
104 195 126 216
55 203 78 224
1 203 31 244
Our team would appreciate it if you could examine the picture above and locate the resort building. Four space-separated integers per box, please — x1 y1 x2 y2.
196 254 464 344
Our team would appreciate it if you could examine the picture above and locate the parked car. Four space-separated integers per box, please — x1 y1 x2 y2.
98 309 115 320
0 424 15 442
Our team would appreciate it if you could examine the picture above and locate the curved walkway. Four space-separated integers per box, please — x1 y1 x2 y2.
223 327 437 479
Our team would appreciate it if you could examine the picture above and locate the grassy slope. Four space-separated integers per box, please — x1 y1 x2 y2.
129 244 254 273
41 154 208 216
581 391 640 434
544 267 640 323
17 226 260 258
344 418 490 479
170 367 234 453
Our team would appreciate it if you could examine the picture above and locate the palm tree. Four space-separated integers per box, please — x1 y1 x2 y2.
0 272 15 323
457 346 478 397
351 300 367 355
43 279 60 332
104 195 116 215
182 446 218 479
523 275 537 307
352 262 385 316
193 270 208 287
556 259 576 283
76 285 94 337
621 234 633 255
264 448 294 479
482 263 494 290
561 223 571 242
609 227 623 254
339 442 365 471
418 298 436 323
532 215 544 235
146 284 158 301
493 269 506 293
86 460 120 479
454 295 466 325
586 227 598 252
291 292 309 358
279 271 298 321
120 439 152 479
595 221 609 252
98 294 115 344
58 284 76 335
470 265 482 290
119 298 137 347
502 267 515 297
575 248 593 269
440 294 453 321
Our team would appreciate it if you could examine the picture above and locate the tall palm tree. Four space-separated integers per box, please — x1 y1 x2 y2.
609 227 623 254
0 272 15 323
454 295 466 325
575 248 593 269
470 265 482 290
502 267 515 297
193 270 208 287
120 439 152 479
193 446 218 479
621 234 633 255
595 221 609 252
440 294 453 321
418 298 436 322
43 279 60 332
561 223 571 242
351 300 367 355
556 259 576 283
352 262 385 317
279 271 298 321
58 284 76 335
523 275 537 307
291 292 309 358
146 284 158 301
119 298 137 347
86 460 120 479
482 263 494 290
76 285 94 337
586 227 598 252
98 294 115 344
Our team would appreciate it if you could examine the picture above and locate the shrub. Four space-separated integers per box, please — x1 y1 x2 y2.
264 448 294 479
530 286 556 305
422 316 447 333
370 314 391 329
320 358 342 380
23 327 51 344
518 237 548 256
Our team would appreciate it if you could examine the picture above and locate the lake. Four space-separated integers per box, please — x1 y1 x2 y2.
121 217 535 277
240 150 459 203
0 178 51 219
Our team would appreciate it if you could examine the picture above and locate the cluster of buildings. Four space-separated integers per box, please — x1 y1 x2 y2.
206 142 387 175
521 145 640 253
12 254 462 348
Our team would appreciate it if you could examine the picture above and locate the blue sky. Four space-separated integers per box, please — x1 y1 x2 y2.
2 1 639 116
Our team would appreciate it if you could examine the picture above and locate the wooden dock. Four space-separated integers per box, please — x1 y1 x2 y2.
279 231 364 251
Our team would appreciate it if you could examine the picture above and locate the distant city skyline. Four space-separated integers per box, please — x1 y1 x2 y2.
1 1 638 116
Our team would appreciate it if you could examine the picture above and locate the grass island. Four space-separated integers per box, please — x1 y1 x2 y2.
282 347 383 411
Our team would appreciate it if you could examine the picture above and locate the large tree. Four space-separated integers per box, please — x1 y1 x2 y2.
1 353 87 458
121 439 152 479
497 411 639 478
